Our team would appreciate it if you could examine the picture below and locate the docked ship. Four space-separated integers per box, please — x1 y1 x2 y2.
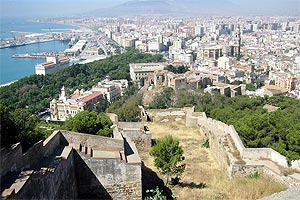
35 55 69 75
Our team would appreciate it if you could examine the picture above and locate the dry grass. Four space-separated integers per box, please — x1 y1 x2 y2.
140 113 287 200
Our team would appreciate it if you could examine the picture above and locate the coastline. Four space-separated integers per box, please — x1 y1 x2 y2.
0 80 17 87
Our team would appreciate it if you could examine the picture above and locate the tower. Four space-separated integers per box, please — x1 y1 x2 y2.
59 86 66 100
235 25 241 59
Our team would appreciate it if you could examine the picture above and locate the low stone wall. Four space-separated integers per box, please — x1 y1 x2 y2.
230 164 265 178
60 130 124 151
185 107 300 187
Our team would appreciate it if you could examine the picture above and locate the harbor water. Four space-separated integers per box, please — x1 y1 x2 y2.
0 18 75 84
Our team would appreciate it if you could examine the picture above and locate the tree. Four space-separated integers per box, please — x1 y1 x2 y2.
149 87 174 109
145 187 167 200
0 49 165 113
107 93 142 122
0 103 45 150
0 103 17 148
64 111 113 136
150 135 185 185
10 108 44 149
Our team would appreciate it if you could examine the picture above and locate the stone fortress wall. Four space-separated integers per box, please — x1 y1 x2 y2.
185 107 300 187
1 115 146 200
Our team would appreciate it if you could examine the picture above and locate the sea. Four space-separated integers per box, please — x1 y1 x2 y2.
0 18 76 85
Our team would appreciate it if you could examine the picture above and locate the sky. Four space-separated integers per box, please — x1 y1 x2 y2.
0 0 128 18
0 0 299 18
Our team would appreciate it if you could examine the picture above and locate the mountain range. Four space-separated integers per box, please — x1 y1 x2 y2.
87 0 300 17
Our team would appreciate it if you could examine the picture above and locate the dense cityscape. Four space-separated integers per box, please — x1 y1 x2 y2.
1 0 300 199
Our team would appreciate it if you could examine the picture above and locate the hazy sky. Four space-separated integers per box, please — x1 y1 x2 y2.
0 0 128 18
0 0 298 18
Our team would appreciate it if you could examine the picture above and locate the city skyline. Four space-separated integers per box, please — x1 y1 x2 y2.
1 0 299 18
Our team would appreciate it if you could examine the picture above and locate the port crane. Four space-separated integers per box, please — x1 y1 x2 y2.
48 28 55 39
10 32 17 45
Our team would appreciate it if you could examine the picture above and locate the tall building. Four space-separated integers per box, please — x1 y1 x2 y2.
195 25 205 36
173 39 183 50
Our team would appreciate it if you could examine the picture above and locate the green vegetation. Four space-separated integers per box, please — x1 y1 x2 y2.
164 65 189 74
106 83 142 122
150 135 185 185
148 88 300 162
0 50 163 149
148 87 175 109
0 103 46 150
106 93 143 122
200 95 300 162
145 187 167 200
64 111 113 136
0 49 164 113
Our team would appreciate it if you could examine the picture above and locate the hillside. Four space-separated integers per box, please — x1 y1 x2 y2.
0 49 164 113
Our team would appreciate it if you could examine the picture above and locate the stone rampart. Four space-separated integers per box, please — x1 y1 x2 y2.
184 107 300 187
2 146 77 199
230 164 265 178
1 131 63 180
228 125 245 153
0 143 23 179
60 130 124 151
2 127 143 199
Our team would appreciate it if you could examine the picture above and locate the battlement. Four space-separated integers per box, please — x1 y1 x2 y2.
1 128 142 199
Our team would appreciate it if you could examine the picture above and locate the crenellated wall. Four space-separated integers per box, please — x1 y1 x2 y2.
0 131 63 181
1 128 142 200
2 146 77 199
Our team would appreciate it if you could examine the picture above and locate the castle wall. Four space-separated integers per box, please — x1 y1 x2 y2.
0 141 44 180
117 122 151 149
0 143 23 179
2 128 143 199
184 107 300 187
230 164 264 178
228 125 245 153
43 130 64 156
76 152 142 200
123 130 151 149
1 131 64 180
4 147 78 199
60 130 123 151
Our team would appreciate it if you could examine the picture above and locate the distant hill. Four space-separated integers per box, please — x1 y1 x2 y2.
88 0 238 17
86 0 299 17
